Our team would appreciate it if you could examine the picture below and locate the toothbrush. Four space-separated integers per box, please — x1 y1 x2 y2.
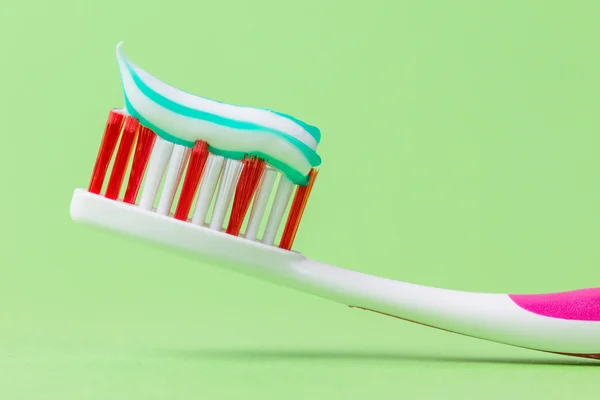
71 43 600 361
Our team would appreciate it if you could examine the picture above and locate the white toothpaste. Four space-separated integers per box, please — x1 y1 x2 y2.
116 42 321 185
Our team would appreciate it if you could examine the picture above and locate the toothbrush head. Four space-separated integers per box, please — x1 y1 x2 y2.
74 44 320 253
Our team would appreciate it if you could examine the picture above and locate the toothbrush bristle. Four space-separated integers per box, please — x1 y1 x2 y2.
209 159 242 230
123 126 156 204
105 117 139 200
157 145 188 215
138 139 173 210
88 110 125 194
244 168 277 241
262 175 294 246
191 155 224 225
86 111 319 251
174 140 209 221
279 168 319 250
226 156 266 236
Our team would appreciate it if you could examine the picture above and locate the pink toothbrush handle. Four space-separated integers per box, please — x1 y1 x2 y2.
509 288 600 322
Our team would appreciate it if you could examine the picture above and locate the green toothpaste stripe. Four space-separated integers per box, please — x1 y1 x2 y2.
122 61 321 170
124 96 310 186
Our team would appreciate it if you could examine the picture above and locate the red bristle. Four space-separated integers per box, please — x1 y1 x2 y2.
280 191 303 250
174 140 209 221
123 126 157 204
88 110 125 194
279 169 319 250
226 157 267 236
105 116 140 200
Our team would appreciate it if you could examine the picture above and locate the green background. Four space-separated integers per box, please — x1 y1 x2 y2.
1 0 599 398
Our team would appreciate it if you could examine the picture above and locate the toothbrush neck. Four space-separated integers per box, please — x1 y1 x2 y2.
232 254 473 319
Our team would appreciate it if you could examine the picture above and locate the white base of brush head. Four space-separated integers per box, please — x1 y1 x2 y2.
70 188 301 271
70 189 600 359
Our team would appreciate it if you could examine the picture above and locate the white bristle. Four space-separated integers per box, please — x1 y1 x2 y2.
157 144 188 216
262 175 294 245
209 159 242 230
244 167 277 241
191 155 225 226
139 138 174 210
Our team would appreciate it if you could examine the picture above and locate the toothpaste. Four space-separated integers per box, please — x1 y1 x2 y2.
116 42 321 185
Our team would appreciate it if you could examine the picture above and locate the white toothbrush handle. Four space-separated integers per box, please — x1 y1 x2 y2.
70 189 600 359
291 259 600 359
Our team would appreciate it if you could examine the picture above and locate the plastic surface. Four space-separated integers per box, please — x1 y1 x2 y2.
139 137 173 210
191 155 224 226
245 167 277 241
157 144 188 215
209 159 242 230
70 188 600 358
509 289 600 321
262 176 294 245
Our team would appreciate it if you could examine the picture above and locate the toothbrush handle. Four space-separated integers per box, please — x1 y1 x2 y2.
68 190 600 359
358 287 600 360
294 259 600 359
